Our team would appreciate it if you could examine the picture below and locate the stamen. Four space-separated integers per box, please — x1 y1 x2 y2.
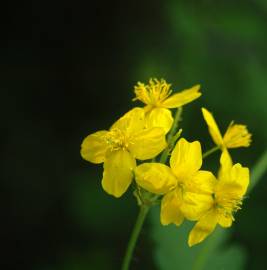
104 129 130 151
215 195 243 215
133 78 172 106
223 122 252 148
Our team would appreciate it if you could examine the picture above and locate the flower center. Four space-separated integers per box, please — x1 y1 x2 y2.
133 78 172 106
176 181 186 199
215 195 242 215
104 129 130 151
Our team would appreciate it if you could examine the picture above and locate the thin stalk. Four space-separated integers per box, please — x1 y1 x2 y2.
121 205 150 270
202 146 220 159
249 149 267 192
159 107 183 164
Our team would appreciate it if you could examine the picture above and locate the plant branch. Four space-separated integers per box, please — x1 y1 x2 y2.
121 205 150 270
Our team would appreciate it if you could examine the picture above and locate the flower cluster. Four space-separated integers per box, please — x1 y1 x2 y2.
81 78 251 246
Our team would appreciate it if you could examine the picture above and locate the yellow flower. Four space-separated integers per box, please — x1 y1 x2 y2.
135 138 216 226
133 79 201 133
202 107 252 149
81 108 167 198
188 150 250 247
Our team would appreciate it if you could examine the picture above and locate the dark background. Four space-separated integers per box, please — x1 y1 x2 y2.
2 1 267 269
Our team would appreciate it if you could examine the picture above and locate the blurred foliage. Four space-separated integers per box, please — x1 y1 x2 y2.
150 206 246 270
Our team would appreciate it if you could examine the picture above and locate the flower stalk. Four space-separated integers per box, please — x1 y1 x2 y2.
160 107 183 164
121 205 150 270
202 145 220 159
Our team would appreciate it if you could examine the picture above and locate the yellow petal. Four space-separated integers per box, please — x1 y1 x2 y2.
111 107 145 135
188 209 218 247
170 138 202 179
80 130 108 164
218 149 232 179
220 149 233 171
223 122 252 148
187 170 216 195
161 84 201 108
101 150 136 198
135 163 177 195
217 211 233 228
146 108 174 134
218 151 249 197
201 108 224 146
230 163 249 196
180 171 215 220
129 127 167 160
180 191 214 220
160 189 184 226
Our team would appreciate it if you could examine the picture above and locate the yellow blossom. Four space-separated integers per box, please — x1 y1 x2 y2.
188 150 249 247
135 138 216 226
202 107 252 149
81 108 167 198
133 79 201 133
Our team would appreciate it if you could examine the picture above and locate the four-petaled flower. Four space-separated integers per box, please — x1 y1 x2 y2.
81 108 166 198
188 150 249 246
133 79 201 133
135 138 216 226
202 107 252 150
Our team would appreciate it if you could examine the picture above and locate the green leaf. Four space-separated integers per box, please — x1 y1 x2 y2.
150 206 246 270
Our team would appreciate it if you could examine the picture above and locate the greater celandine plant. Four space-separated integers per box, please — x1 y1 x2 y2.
80 79 252 270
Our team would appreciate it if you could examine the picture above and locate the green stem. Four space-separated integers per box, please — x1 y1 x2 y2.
167 107 183 143
202 146 220 159
249 149 267 192
159 107 183 164
121 205 150 270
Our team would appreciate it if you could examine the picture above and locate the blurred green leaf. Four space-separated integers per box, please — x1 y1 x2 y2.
210 11 266 41
150 206 246 270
